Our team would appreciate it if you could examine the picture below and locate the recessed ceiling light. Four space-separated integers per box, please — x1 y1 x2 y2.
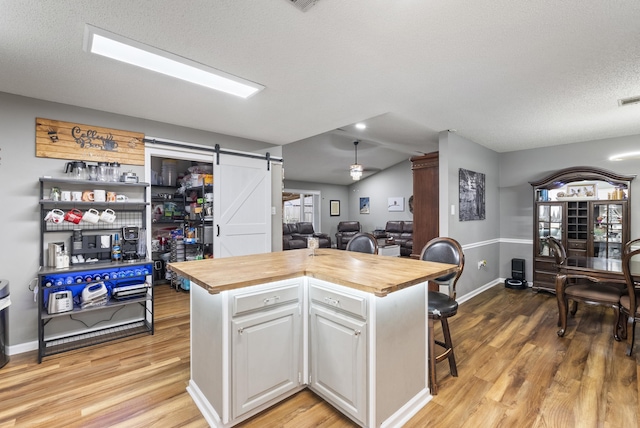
83 24 264 99
355 123 366 130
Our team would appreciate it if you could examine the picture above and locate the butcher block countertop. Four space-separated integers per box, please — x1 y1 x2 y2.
169 248 457 297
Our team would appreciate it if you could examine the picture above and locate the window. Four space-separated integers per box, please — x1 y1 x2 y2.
283 190 321 231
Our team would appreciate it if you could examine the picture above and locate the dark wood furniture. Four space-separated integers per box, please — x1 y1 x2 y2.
411 152 439 258
621 247 640 356
529 166 635 292
550 238 625 340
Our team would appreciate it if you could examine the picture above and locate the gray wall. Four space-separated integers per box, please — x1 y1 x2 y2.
439 131 501 297
0 91 275 349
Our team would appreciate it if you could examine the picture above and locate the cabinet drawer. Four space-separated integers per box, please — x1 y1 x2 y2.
232 283 300 316
309 283 367 319
568 240 587 250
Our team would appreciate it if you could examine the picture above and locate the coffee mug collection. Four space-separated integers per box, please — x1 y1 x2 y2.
45 207 117 224
53 188 128 203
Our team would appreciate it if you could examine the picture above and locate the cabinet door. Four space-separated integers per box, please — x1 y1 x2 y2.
536 203 564 257
231 304 300 419
309 304 367 425
592 202 625 259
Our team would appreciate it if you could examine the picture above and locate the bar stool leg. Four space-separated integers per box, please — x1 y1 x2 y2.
441 318 458 377
428 317 438 395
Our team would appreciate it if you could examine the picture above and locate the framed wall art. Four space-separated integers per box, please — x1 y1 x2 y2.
330 200 340 216
359 197 370 214
459 168 486 221
388 197 404 212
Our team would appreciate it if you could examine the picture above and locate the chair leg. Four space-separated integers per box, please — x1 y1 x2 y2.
570 300 578 317
613 307 623 341
440 318 458 377
428 317 438 395
627 317 637 357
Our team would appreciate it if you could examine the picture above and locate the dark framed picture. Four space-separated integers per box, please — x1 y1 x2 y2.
330 200 340 216
459 168 486 221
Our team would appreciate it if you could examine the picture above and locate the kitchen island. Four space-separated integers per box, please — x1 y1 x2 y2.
170 248 457 428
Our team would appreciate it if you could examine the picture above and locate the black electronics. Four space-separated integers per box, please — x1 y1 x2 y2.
512 258 525 280
121 226 140 261
505 258 527 289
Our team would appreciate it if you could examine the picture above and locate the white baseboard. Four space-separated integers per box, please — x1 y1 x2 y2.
7 340 38 356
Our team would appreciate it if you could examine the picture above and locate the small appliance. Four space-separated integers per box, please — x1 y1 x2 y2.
505 258 527 289
121 226 140 261
81 282 108 309
111 282 150 300
48 290 73 314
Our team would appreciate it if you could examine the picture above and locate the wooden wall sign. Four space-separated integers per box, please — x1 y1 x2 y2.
35 118 145 165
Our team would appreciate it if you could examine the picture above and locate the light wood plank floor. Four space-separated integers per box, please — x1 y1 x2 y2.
1 284 638 427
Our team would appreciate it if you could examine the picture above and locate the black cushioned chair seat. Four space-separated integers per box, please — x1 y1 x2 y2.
428 291 459 317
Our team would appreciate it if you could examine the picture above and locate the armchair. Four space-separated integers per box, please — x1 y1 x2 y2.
335 221 361 250
283 223 307 250
384 221 413 257
291 222 332 248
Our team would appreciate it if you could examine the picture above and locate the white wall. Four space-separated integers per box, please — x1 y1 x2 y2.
0 91 276 350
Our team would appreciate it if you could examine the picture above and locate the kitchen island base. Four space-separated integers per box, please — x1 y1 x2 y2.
187 276 432 428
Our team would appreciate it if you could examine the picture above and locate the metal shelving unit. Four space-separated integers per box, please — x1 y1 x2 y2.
37 177 154 363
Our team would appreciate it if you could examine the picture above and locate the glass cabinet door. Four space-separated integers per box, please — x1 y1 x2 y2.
537 203 563 257
593 203 624 259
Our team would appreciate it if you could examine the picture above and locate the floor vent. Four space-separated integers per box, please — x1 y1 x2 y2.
618 96 640 107
287 0 319 12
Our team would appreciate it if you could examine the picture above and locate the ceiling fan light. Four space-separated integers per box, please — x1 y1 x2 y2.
350 164 363 180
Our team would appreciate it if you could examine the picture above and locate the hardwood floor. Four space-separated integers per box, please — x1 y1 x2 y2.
1 284 638 427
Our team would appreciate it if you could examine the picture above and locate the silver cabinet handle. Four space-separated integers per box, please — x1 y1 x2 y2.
324 297 339 307
354 330 361 336
238 327 244 335
263 295 280 305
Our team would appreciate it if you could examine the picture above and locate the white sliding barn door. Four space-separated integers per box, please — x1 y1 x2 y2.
214 154 272 257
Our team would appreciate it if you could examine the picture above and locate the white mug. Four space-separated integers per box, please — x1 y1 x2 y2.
61 191 71 201
100 208 116 223
71 191 83 201
115 194 129 202
44 208 65 223
93 189 106 202
82 208 100 224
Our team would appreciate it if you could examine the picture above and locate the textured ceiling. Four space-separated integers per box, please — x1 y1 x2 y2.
2 1 640 185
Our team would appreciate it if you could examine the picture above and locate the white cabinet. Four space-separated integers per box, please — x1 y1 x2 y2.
230 282 302 419
309 281 367 425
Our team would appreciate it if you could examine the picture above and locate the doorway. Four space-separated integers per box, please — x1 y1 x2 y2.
145 144 214 290
283 189 321 232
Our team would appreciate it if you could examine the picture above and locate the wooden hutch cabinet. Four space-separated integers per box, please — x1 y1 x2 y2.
411 152 439 258
529 166 635 292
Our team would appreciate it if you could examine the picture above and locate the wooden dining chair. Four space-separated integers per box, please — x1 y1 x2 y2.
621 247 640 356
420 237 464 395
345 232 378 254
624 238 640 255
550 236 625 340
